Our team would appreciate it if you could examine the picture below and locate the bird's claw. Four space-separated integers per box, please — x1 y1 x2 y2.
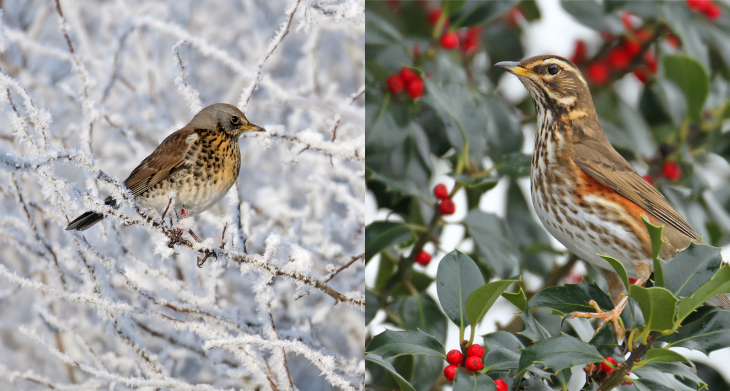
567 298 628 340
197 248 218 268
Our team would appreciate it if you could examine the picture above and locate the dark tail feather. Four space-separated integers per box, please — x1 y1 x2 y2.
65 196 117 231
65 211 106 231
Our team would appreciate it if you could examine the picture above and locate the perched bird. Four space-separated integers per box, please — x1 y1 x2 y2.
66 103 265 231
496 55 729 337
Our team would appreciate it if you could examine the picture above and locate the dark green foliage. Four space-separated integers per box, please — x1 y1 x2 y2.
365 0 730 390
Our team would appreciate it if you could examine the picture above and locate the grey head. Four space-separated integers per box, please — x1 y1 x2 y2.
188 103 265 139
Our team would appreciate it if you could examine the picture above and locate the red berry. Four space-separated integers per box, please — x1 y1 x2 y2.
465 356 484 371
687 0 712 12
444 364 458 381
644 51 657 73
634 67 648 84
440 32 459 50
634 29 652 43
621 12 635 30
586 62 610 85
607 47 631 70
400 67 418 83
570 40 587 65
600 357 616 374
642 175 653 185
662 162 682 181
704 3 721 20
624 39 642 57
667 34 681 48
494 379 508 391
624 381 634 386
386 74 404 94
446 349 464 365
629 278 638 285
406 78 424 99
428 8 443 25
439 198 455 215
461 27 481 53
414 250 432 266
506 6 523 26
466 344 485 358
434 184 449 199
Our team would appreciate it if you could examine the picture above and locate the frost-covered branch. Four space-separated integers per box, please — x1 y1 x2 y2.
172 40 203 114
0 1 363 389
239 0 303 111
204 334 362 391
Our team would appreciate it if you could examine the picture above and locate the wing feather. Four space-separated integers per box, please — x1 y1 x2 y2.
572 140 700 241
124 128 197 196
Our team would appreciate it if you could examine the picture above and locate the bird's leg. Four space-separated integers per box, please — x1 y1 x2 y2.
568 264 651 341
220 223 228 249
188 229 202 243
161 198 173 222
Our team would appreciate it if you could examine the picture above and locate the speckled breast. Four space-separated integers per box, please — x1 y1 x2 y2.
530 123 651 278
139 129 241 216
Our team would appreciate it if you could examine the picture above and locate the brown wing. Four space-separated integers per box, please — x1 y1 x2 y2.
124 128 197 196
572 139 700 241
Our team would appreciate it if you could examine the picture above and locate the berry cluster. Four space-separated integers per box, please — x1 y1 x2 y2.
687 0 722 20
428 8 482 54
643 161 683 185
585 357 634 386
434 183 455 215
386 67 425 99
443 344 508 390
571 12 664 86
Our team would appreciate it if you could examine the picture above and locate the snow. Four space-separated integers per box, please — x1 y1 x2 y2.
0 1 364 390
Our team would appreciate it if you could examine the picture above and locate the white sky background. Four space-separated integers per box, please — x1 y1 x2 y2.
365 0 730 388
0 0 364 390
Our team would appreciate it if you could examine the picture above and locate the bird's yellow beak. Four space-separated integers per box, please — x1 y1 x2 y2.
245 123 266 132
495 61 534 77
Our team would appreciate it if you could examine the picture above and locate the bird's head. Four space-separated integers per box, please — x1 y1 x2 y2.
190 103 265 139
496 55 595 116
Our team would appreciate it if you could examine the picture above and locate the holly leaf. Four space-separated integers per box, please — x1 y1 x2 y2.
365 221 412 262
436 251 485 328
519 308 551 342
517 334 603 375
366 329 445 359
453 370 496 391
676 263 730 324
664 243 723 298
365 353 417 391
366 289 379 325
601 255 630 292
389 293 448 343
529 279 614 314
663 54 710 122
636 348 692 369
502 285 527 311
659 309 730 355
451 1 517 28
643 218 665 287
627 285 678 331
464 210 520 278
465 278 518 328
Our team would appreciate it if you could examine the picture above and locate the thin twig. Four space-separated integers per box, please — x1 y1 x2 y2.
239 0 303 111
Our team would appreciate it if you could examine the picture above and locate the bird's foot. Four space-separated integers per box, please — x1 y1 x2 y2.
168 228 184 247
197 249 217 268
567 298 628 340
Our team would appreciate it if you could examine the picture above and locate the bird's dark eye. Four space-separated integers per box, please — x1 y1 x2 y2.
547 64 559 75
231 116 240 125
